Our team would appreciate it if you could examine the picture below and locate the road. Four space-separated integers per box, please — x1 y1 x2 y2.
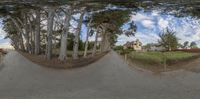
0 51 200 99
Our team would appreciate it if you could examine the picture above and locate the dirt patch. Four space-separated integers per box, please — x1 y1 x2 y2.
19 51 108 69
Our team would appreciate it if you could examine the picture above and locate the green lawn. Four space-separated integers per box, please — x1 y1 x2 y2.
128 51 199 65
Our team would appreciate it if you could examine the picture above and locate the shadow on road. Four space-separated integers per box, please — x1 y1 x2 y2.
0 63 4 71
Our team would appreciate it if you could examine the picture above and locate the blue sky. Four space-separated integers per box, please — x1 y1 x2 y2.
0 9 200 48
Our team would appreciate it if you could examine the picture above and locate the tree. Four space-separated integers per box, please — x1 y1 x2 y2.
3 19 21 50
143 43 152 51
72 8 86 59
58 7 72 61
35 9 41 55
190 41 198 48
158 28 179 51
92 31 99 56
90 9 135 53
46 7 55 60
183 41 189 49
83 17 93 57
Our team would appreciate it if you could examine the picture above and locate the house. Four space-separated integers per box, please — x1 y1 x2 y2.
143 43 165 51
123 39 142 51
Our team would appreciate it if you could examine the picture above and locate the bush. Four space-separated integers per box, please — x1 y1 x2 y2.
113 45 124 51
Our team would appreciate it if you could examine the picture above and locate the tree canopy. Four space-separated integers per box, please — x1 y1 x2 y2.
158 28 179 51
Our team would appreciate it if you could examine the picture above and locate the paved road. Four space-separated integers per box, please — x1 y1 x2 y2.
0 51 200 99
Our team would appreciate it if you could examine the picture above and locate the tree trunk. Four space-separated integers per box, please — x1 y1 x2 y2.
100 26 106 53
28 17 34 54
46 7 55 60
104 33 111 51
35 9 41 55
100 35 104 52
83 23 91 58
72 9 85 59
24 13 30 53
58 8 72 61
101 32 110 52
92 32 98 56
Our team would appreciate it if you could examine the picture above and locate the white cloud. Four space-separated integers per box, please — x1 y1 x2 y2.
141 20 155 29
173 18 200 44
173 27 200 48
131 13 152 22
131 12 155 29
158 18 169 30
152 10 159 16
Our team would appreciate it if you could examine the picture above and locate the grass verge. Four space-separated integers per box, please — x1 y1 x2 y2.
120 51 200 72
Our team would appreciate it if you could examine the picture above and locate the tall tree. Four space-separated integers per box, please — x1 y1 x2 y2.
46 7 55 60
35 9 41 54
190 41 198 48
58 7 72 61
83 18 93 57
72 8 86 59
23 12 31 53
90 10 135 53
10 17 26 51
183 41 189 49
92 30 99 56
158 28 179 51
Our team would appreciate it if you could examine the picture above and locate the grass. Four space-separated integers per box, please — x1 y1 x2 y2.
128 51 199 65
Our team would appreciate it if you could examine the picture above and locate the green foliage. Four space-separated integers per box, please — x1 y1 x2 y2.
158 28 179 51
87 41 94 50
143 43 152 51
190 41 198 48
91 9 132 46
113 45 123 51
91 9 131 29
183 41 189 48
67 33 84 51
115 47 134 55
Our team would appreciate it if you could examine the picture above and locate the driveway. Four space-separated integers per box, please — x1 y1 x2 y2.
0 51 200 99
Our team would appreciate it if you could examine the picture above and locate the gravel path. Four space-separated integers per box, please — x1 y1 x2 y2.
0 51 200 99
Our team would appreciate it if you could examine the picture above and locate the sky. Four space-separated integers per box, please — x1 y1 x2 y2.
0 19 12 49
0 9 200 48
116 10 200 46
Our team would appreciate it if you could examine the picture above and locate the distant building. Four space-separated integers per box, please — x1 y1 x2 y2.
123 39 142 51
143 43 165 51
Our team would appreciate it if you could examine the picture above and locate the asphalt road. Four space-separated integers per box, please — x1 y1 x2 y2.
0 51 200 99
